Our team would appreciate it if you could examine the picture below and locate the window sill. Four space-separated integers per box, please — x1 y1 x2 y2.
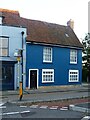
70 62 77 64
69 81 79 82
42 81 54 83
43 61 52 63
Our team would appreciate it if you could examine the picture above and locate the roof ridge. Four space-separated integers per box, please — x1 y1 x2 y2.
21 17 67 28
0 8 19 15
0 8 66 28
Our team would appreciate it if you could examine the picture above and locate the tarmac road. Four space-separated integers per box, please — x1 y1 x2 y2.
0 84 90 119
0 102 87 119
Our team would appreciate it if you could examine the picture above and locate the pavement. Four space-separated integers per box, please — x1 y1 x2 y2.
0 83 90 113
1 83 90 95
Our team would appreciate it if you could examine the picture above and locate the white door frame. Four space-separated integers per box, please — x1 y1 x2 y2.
29 69 39 89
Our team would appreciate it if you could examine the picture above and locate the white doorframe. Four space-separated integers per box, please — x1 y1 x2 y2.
29 69 39 89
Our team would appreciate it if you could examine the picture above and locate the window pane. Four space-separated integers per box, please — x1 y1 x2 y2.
42 69 54 83
0 49 8 56
0 37 8 48
43 47 52 62
69 70 79 82
0 37 8 56
70 50 77 64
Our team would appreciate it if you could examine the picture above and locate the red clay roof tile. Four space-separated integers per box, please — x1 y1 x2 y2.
0 8 83 48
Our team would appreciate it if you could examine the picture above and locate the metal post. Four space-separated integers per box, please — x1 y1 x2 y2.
14 48 23 101
17 57 20 88
19 50 23 101
19 31 24 101
16 56 22 101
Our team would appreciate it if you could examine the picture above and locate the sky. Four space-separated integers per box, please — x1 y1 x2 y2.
0 0 89 42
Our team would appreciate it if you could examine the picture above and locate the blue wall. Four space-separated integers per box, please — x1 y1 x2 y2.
1 25 26 90
26 43 82 87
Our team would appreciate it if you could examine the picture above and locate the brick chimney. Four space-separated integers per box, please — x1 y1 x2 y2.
67 19 74 30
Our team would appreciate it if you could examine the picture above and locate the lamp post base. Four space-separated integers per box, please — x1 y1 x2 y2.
19 81 23 101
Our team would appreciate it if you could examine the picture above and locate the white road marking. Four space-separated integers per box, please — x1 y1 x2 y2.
0 106 6 109
83 116 90 118
3 111 19 115
0 110 31 116
60 108 68 110
0 102 5 106
49 106 58 110
81 116 90 120
20 110 30 114
40 105 48 109
20 106 27 108
30 105 38 108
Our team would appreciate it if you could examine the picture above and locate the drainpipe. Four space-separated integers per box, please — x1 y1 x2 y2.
19 31 24 101
21 31 24 85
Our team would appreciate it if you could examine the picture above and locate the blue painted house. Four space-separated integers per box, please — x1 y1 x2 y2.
25 20 83 89
0 9 83 90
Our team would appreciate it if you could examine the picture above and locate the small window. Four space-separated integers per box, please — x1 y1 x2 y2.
69 70 79 82
43 47 52 63
65 33 69 37
70 49 77 64
42 69 54 83
0 37 9 56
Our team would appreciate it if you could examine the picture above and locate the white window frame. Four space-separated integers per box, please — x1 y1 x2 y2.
0 17 2 25
42 69 54 83
43 47 52 63
0 37 9 56
70 49 77 64
69 70 79 82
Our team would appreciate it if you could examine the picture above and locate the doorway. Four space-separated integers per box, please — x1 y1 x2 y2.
0 63 14 90
29 69 38 89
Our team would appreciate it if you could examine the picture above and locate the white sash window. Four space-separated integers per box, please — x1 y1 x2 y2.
0 37 9 56
43 47 52 63
70 49 77 64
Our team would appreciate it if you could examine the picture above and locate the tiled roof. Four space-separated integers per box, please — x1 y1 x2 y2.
0 8 83 48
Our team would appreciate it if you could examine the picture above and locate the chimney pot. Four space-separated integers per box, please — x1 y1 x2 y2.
67 19 74 30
